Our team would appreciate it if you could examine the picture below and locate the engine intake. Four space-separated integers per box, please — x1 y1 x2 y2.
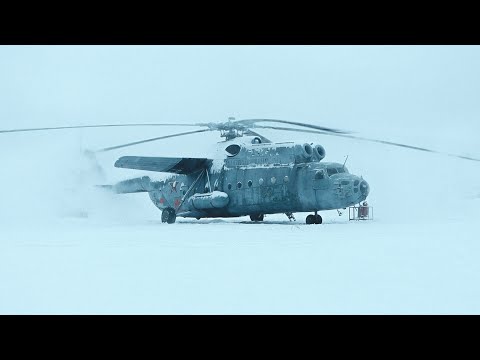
313 145 326 161
294 144 315 163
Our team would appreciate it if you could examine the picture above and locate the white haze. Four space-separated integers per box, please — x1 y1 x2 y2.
1 46 479 314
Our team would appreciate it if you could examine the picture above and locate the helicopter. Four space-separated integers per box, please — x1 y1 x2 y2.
1 117 479 224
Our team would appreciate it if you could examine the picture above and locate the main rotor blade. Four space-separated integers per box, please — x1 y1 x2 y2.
97 129 212 152
235 118 350 134
0 123 201 134
254 125 480 162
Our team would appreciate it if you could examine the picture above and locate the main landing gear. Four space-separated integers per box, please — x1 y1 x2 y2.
161 207 177 224
306 211 322 225
250 214 264 222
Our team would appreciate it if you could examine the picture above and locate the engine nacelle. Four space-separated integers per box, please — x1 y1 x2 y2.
187 191 230 211
294 143 314 163
313 144 326 161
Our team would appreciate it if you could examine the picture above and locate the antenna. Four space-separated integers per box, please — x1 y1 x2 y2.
343 155 349 169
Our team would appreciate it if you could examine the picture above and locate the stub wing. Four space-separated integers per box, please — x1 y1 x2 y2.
114 156 212 174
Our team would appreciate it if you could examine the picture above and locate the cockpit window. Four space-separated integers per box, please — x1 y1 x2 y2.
337 168 345 173
327 168 337 176
315 170 325 180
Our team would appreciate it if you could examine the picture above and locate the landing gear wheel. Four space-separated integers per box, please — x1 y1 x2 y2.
250 214 264 222
161 207 177 224
315 214 322 224
306 214 316 224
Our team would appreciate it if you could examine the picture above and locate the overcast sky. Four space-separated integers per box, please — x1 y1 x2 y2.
1 46 479 144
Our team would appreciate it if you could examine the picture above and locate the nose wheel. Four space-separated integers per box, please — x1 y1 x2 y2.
306 213 322 225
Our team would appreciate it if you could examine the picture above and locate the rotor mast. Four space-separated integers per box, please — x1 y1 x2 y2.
220 117 244 141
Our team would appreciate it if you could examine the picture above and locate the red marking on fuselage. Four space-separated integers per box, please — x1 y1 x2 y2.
159 198 165 204
174 198 181 208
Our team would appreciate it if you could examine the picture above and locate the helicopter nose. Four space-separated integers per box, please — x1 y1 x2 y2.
359 180 370 197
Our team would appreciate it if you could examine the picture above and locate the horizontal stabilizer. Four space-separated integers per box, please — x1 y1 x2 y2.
115 156 211 174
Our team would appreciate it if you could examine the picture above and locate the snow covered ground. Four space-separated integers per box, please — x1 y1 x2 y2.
2 213 480 314
1 46 479 313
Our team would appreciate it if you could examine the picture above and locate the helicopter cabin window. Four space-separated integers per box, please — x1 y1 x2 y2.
227 183 232 190
237 182 242 189
337 168 345 173
259 178 264 185
327 168 337 176
315 170 325 180
247 180 253 187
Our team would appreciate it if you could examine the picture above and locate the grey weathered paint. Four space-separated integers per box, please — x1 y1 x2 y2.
111 139 369 220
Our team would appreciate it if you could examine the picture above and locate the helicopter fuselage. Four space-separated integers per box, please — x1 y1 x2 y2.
141 141 370 220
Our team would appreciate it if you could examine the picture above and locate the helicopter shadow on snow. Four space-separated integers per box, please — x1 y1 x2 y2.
147 218 352 226
146 219 301 226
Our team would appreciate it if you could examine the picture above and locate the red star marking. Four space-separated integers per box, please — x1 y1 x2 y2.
159 198 165 204
174 198 181 208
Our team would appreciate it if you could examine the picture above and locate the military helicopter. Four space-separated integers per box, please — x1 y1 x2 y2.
2 117 479 224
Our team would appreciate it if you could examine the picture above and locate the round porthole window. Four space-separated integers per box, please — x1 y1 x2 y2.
271 177 276 184
237 182 242 189
227 183 232 190
284 176 289 183
259 178 264 185
248 180 253 187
